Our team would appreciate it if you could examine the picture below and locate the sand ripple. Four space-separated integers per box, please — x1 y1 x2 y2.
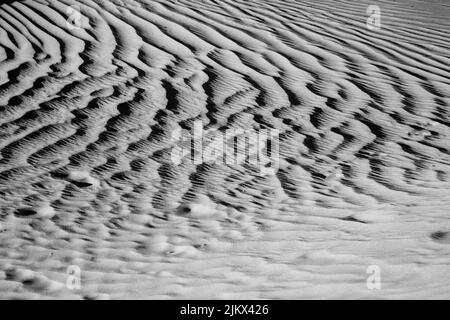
0 0 449 299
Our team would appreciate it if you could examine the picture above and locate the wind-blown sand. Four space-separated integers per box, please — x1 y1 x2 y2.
0 0 449 299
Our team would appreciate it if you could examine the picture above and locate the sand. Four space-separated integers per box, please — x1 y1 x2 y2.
0 0 449 299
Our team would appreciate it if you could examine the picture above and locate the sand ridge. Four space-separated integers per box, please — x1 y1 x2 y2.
0 0 449 299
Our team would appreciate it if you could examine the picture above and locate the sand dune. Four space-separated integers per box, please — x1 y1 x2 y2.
0 0 449 299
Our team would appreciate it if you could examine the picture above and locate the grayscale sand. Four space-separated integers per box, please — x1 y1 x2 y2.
0 0 449 299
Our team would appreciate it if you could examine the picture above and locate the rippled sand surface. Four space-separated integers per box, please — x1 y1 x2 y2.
0 0 449 299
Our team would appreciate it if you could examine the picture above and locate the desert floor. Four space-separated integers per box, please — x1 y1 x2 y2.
0 0 449 299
